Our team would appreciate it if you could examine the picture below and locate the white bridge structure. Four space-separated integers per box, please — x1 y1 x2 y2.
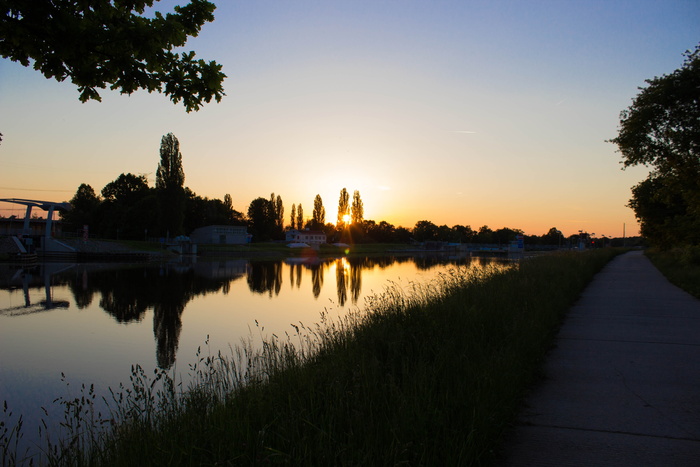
0 198 73 254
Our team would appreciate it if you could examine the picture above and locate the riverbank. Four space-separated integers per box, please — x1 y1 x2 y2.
7 248 619 465
0 240 418 262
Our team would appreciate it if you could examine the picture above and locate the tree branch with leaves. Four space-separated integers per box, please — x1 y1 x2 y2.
0 0 225 112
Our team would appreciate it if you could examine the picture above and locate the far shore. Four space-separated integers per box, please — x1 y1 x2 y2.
0 237 557 263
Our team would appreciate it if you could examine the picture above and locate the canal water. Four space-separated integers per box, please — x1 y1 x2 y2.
0 253 504 455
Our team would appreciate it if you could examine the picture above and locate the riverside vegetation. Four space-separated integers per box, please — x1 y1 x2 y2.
646 246 700 298
2 249 622 466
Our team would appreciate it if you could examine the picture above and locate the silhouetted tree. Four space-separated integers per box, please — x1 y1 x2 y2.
413 220 438 242
99 173 153 238
337 188 350 229
101 173 149 204
451 224 475 243
476 225 494 244
395 226 413 243
609 44 700 246
351 190 364 225
628 174 692 245
312 194 326 228
542 227 563 246
61 183 101 233
274 194 284 235
296 204 304 230
156 133 186 237
437 224 451 241
247 197 275 241
223 194 233 212
494 227 522 245
365 220 398 243
268 193 283 234
290 204 297 230
183 190 244 233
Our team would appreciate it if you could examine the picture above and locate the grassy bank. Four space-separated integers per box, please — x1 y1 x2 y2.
4 249 621 466
646 246 700 298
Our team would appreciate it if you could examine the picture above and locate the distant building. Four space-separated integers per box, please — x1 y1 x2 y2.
190 225 249 245
285 229 327 245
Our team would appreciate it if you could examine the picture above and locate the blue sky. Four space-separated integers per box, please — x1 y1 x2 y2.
1 0 698 236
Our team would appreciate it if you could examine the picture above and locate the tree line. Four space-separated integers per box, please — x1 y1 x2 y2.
61 133 244 240
58 133 611 246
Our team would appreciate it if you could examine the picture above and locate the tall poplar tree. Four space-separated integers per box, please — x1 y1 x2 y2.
269 193 284 235
337 188 349 228
290 203 297 230
156 133 185 236
296 204 304 230
312 194 326 228
351 190 364 225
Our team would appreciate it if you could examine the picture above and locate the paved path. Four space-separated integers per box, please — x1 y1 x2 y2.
500 250 700 466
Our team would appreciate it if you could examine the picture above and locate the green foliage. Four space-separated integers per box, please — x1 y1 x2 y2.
610 44 700 246
0 0 225 111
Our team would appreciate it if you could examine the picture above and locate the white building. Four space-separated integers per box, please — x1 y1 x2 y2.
190 225 249 244
285 229 327 245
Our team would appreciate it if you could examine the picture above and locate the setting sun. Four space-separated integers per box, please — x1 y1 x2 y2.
343 214 352 225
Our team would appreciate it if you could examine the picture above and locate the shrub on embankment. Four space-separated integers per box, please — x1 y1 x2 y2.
45 249 620 466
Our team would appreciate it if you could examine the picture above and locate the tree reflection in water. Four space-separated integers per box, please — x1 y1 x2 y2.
64 265 235 369
247 261 283 296
310 264 323 298
335 258 348 306
14 254 496 370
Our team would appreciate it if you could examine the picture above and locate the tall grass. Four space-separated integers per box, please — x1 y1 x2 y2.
2 249 620 466
645 246 700 298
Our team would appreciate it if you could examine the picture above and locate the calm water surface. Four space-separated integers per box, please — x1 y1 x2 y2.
0 254 503 450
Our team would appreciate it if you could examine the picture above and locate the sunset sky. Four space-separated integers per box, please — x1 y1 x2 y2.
1 0 698 237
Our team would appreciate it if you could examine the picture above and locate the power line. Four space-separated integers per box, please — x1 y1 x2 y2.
0 186 73 192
